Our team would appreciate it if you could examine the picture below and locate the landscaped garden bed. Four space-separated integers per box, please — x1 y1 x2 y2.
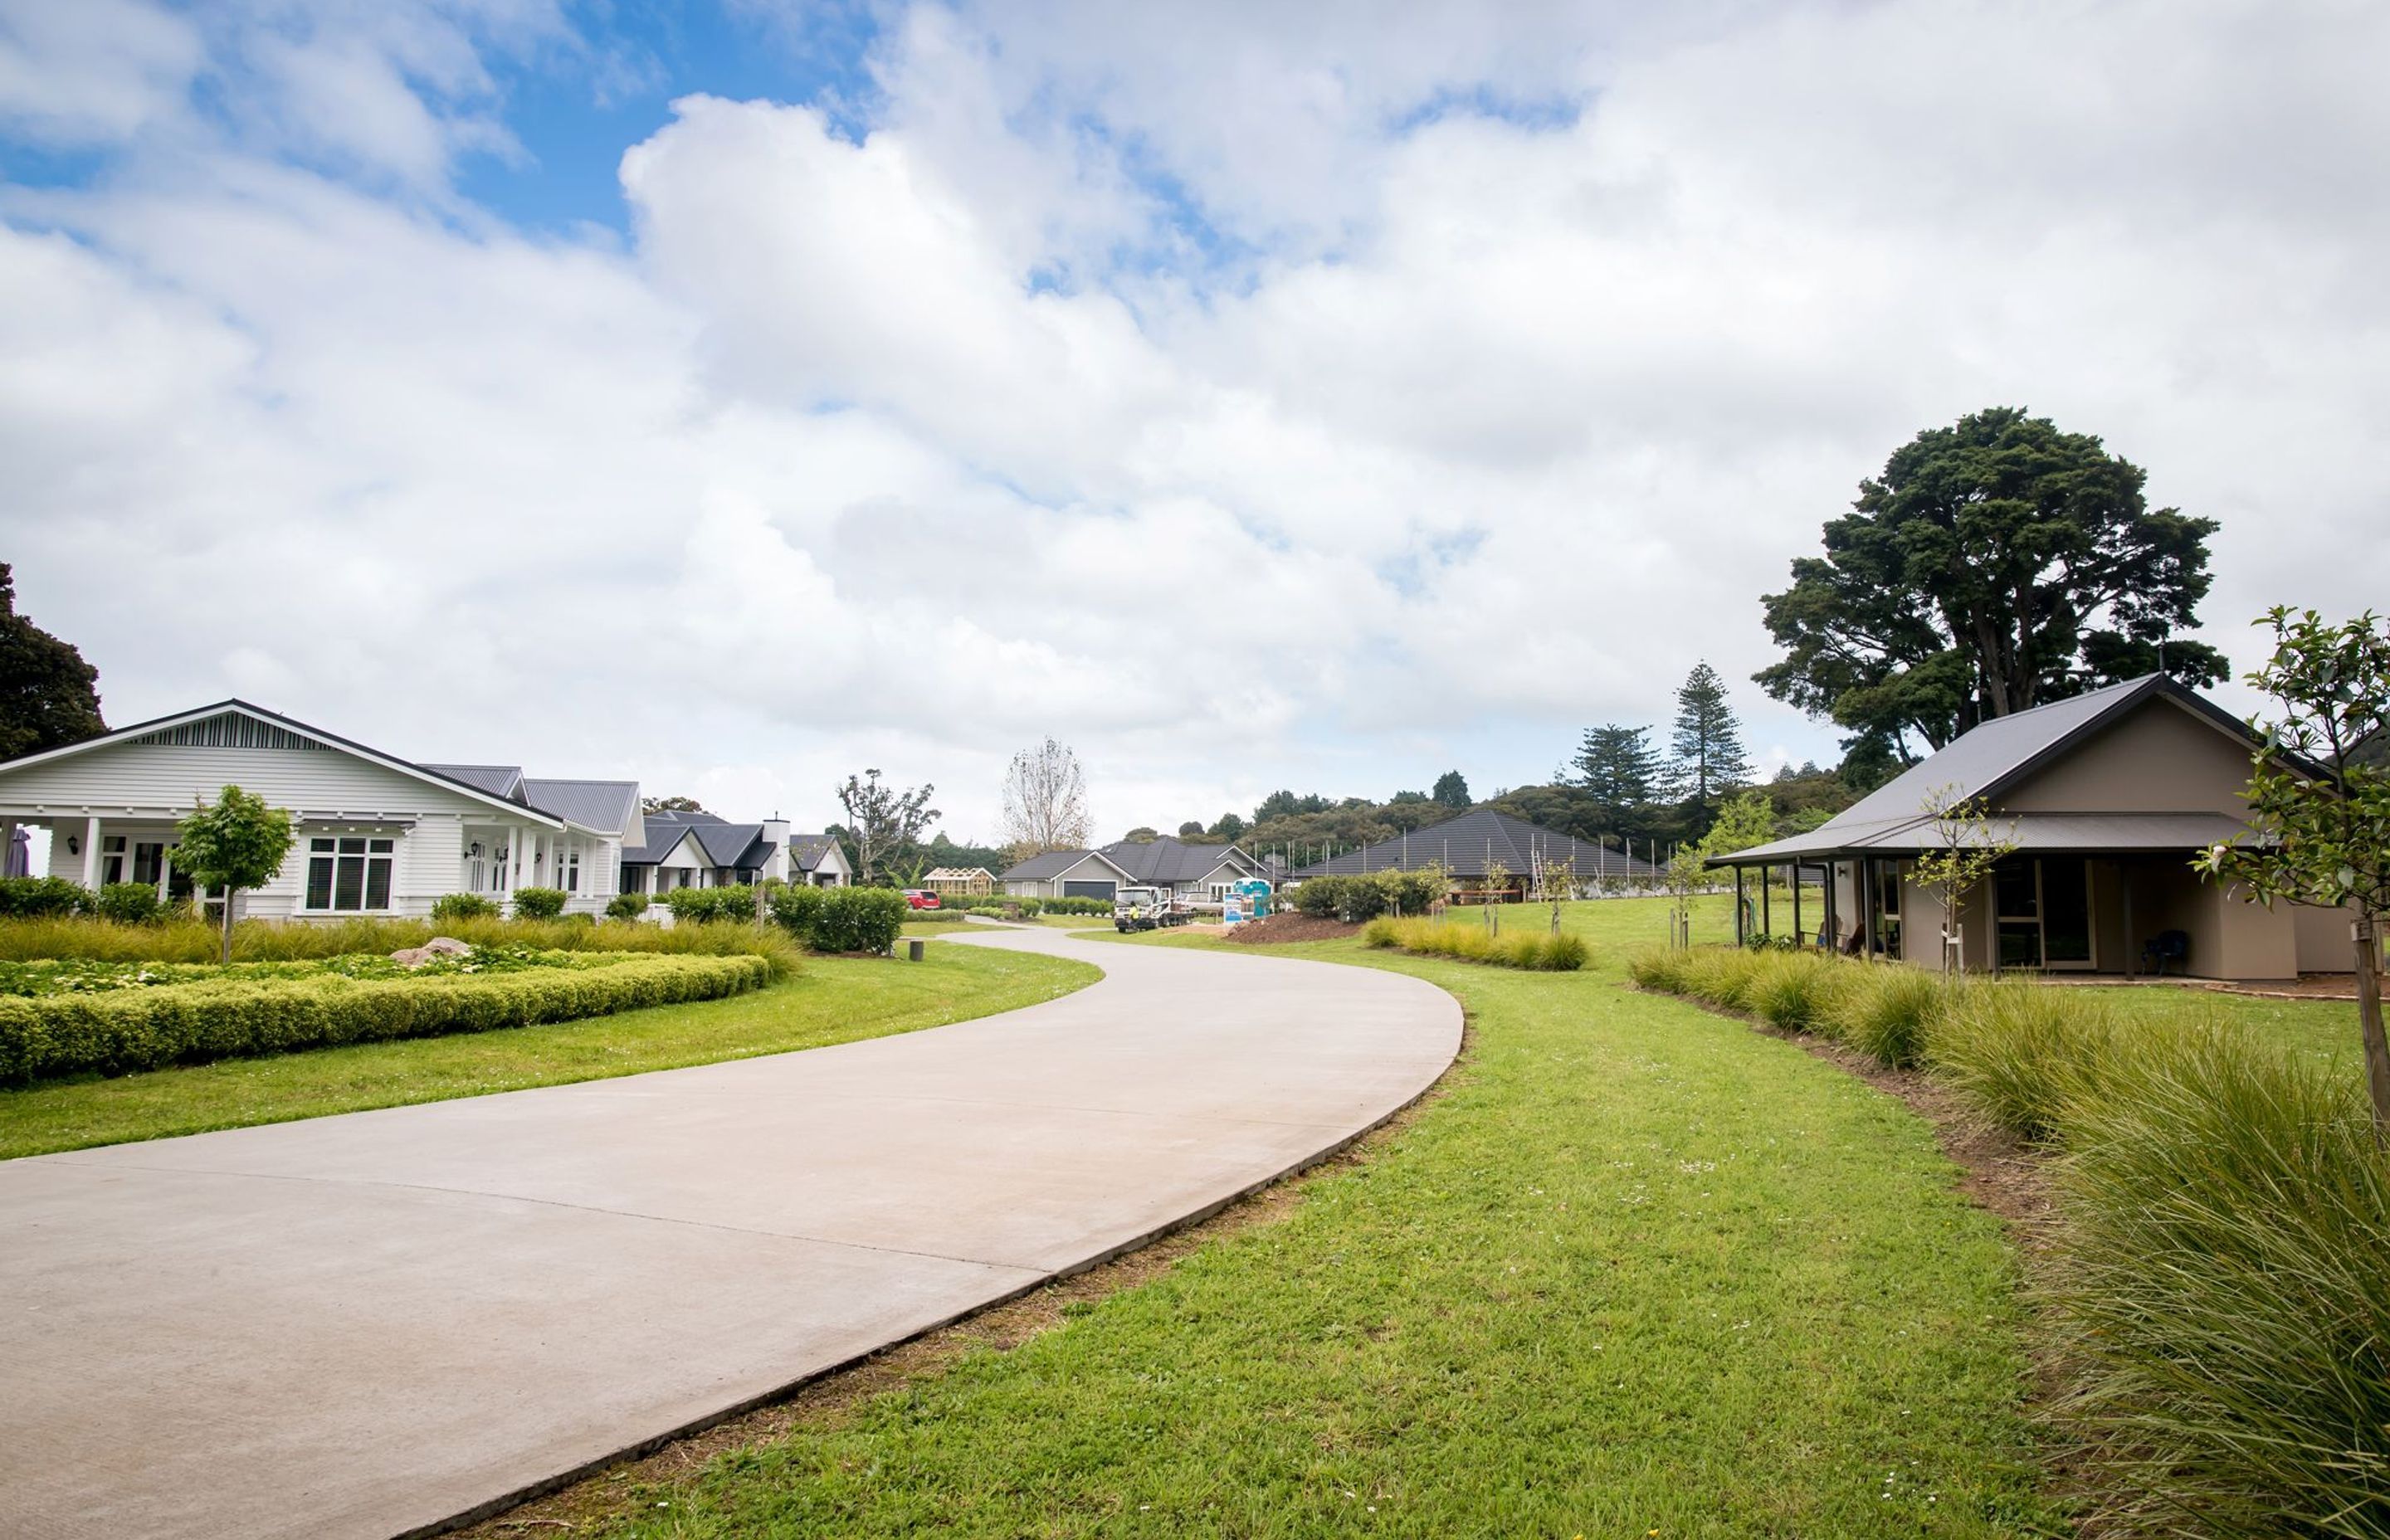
1360 914 1585 969
0 948 773 1084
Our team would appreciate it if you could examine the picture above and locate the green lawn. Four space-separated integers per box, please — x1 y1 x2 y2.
0 944 1098 1160
534 895 2064 1538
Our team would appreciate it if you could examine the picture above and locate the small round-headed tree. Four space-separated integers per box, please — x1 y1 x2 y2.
2198 607 2390 1134
174 786 295 963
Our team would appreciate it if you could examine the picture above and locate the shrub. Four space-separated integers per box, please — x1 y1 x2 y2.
0 876 90 918
806 886 910 954
429 892 500 922
1359 916 1585 971
0 952 774 1084
1044 896 1115 915
605 892 649 920
93 883 167 926
510 886 568 920
661 885 757 924
903 908 970 924
2048 1026 2390 1538
767 883 824 937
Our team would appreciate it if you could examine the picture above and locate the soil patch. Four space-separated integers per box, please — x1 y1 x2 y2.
1223 912 1360 945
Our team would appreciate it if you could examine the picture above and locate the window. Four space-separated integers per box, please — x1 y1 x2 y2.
559 845 581 894
305 836 394 911
100 837 168 885
100 835 127 883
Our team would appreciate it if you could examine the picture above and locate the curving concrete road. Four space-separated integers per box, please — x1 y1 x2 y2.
0 926 1458 1540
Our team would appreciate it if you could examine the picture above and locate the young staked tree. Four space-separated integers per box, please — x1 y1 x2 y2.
2197 608 2390 1133
835 769 939 885
1670 662 1753 804
1758 407 2227 759
1001 738 1091 858
1909 786 2018 975
0 563 105 760
174 786 295 964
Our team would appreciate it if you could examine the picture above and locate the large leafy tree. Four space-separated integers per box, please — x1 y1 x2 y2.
1758 407 2227 760
1669 661 1752 803
1431 770 1471 809
0 564 105 760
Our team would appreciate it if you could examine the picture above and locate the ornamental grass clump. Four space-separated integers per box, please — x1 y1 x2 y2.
1829 965 1952 1069
2051 1027 2390 1538
1360 917 1584 971
1744 951 1856 1037
1919 977 2124 1143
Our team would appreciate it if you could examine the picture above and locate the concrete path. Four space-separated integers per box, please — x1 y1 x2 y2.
0 928 1459 1540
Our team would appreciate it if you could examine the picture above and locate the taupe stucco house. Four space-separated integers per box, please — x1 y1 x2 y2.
1707 675 2355 981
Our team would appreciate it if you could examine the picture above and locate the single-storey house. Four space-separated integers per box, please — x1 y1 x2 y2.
922 866 996 896
0 700 637 919
1704 674 2356 981
1290 808 1658 899
1098 837 1270 902
617 811 852 894
999 847 1139 900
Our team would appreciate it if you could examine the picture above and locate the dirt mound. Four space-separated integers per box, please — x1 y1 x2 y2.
1224 912 1358 944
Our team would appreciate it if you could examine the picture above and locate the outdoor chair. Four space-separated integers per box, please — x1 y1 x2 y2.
2139 929 2191 977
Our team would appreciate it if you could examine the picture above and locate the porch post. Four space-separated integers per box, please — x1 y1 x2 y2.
1734 865 1745 945
1792 865 1804 945
0 820 14 880
81 815 102 889
2120 868 2135 977
1762 864 1772 938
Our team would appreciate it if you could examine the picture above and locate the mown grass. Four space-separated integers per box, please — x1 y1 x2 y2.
1630 935 2390 1536
524 895 2061 1538
0 944 1097 1159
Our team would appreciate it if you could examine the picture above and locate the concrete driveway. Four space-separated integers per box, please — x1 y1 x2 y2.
0 926 1459 1540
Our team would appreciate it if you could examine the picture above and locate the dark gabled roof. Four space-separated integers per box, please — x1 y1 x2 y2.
1710 675 2281 866
520 778 639 836
998 848 1135 884
788 833 843 871
1098 836 1261 885
1290 807 1658 880
421 763 525 800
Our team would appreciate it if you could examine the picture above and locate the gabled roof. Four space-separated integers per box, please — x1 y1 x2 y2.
0 700 568 826
521 778 640 836
1098 836 1262 885
1290 807 1657 880
421 763 525 800
1710 675 2282 866
788 833 844 871
998 847 1138 884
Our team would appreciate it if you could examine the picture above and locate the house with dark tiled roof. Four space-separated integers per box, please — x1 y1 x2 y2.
617 810 851 895
998 846 1138 900
999 837 1268 903
1704 674 2358 980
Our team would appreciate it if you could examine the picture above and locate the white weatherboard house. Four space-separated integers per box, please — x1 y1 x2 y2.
617 809 853 894
0 701 639 919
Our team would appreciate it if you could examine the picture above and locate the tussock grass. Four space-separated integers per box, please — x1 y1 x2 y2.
1837 966 1949 1069
1360 916 1586 970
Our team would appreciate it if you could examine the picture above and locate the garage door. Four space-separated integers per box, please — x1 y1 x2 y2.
1061 880 1116 900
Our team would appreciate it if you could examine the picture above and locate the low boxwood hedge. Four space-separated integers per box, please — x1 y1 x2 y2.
0 951 773 1084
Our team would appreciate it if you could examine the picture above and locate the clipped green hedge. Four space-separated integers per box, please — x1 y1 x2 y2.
0 952 773 1084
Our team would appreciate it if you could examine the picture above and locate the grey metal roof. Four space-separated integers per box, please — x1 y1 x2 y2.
520 778 639 836
1290 808 1658 880
1709 676 2274 866
417 763 524 800
1098 837 1261 885
998 848 1133 883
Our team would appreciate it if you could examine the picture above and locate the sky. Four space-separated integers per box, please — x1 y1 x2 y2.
1 0 2383 845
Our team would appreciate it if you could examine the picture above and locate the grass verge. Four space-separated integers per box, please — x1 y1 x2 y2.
0 944 1097 1159
467 898 2061 1538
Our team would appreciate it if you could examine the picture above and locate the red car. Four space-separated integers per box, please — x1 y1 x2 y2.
902 889 942 910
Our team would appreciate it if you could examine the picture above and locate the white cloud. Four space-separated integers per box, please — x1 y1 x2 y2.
2 0 2387 841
